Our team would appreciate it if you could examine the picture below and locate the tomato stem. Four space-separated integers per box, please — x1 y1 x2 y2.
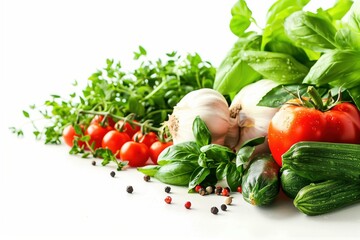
306 86 325 111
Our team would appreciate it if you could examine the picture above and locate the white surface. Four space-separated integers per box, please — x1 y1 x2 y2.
1 0 360 239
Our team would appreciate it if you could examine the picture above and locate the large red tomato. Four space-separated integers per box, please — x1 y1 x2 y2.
268 101 360 166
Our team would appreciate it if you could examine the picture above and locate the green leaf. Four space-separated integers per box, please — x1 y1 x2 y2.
128 96 145 116
226 162 243 192
347 87 360 110
137 165 161 177
216 162 228 180
213 33 262 97
348 1 360 32
157 141 201 166
240 136 265 148
303 50 360 89
335 28 360 50
154 162 197 186
229 0 253 37
241 50 309 84
284 11 338 52
200 144 236 163
325 0 353 21
192 116 211 146
22 110 30 118
197 153 208 168
188 167 211 189
236 146 255 171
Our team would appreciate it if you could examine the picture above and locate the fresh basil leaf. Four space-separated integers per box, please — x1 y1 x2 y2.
229 0 253 37
348 1 360 32
325 0 353 21
348 87 360 110
214 33 262 97
241 50 309 84
226 162 243 192
284 11 338 52
198 153 208 168
192 116 211 146
264 41 311 66
188 167 211 190
157 141 201 166
262 0 310 50
154 162 197 186
303 50 360 89
200 144 236 163
216 162 227 180
137 165 161 177
335 28 360 50
240 136 265 148
236 145 255 171
258 84 307 107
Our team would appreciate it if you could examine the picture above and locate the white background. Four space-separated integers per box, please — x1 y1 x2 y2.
1 0 360 240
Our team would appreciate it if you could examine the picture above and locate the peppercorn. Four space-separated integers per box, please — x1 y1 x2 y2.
194 185 202 193
91 160 96 166
225 196 233 205
110 171 115 177
237 186 242 193
205 186 213 194
214 186 222 195
220 204 227 211
198 188 206 196
164 196 172 204
126 185 133 194
221 187 230 196
184 201 191 209
164 186 171 193
143 175 151 182
211 206 219 215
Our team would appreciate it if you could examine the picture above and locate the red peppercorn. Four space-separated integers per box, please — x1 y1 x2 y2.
164 196 172 204
237 186 242 193
184 201 191 209
221 188 230 196
194 185 202 193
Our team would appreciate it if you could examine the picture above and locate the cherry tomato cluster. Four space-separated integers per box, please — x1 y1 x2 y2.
62 115 173 167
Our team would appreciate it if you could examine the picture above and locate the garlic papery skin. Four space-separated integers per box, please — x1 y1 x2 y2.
229 79 279 153
167 88 239 148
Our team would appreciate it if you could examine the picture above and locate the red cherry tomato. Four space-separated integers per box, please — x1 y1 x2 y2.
116 120 141 138
149 141 173 164
268 101 360 166
85 123 113 150
119 141 149 167
90 115 116 128
102 130 131 158
132 131 158 148
62 124 86 148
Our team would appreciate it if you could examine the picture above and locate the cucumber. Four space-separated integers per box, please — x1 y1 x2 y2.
242 154 280 206
282 141 360 182
294 180 360 216
280 168 313 199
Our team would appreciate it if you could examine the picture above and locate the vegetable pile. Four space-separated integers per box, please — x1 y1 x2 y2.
12 0 360 216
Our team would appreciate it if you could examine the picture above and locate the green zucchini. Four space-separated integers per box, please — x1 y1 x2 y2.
280 168 313 199
242 154 280 206
294 180 360 216
282 141 360 182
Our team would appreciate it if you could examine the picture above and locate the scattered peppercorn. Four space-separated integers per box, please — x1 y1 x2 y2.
205 186 213 194
198 188 206 196
143 175 151 182
211 206 219 215
165 186 171 193
110 171 115 177
164 196 172 204
225 197 233 205
221 188 230 196
91 160 96 166
184 201 191 209
126 185 134 194
220 204 227 211
195 185 202 193
215 186 222 195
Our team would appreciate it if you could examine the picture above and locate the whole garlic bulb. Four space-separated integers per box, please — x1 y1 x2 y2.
229 79 279 153
167 88 239 148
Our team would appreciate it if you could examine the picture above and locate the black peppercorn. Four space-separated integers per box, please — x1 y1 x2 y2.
211 206 219 215
214 186 223 195
143 175 150 182
126 185 133 194
91 160 96 166
164 186 171 193
110 171 115 177
220 204 227 211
